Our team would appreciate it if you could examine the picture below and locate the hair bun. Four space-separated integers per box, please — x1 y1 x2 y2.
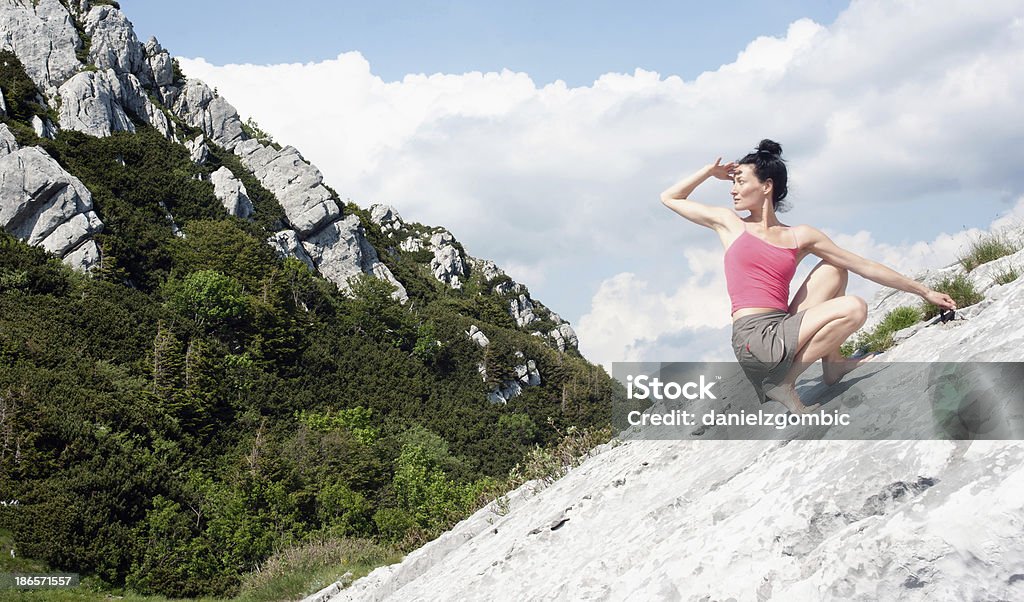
756 139 783 157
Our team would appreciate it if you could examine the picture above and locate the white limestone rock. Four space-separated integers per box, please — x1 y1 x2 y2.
428 230 466 289
466 325 490 348
370 203 404 234
30 114 56 139
470 257 505 282
57 69 133 137
185 135 209 165
399 235 424 252
0 86 6 117
0 0 82 97
300 214 408 304
210 166 253 219
61 238 99 272
117 72 170 137
267 229 315 271
0 146 103 262
234 139 339 235
171 79 245 150
549 323 580 352
0 124 17 156
509 293 538 328
83 5 150 85
143 37 173 88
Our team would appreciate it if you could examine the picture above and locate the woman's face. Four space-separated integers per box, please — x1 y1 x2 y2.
730 164 771 212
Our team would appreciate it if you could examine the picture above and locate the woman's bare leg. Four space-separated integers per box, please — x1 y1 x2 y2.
767 294 868 413
788 261 874 385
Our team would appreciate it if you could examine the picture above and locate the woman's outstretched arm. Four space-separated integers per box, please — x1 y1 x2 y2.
800 226 958 310
660 158 736 231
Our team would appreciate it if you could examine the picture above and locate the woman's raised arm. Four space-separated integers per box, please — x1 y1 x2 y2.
660 158 736 231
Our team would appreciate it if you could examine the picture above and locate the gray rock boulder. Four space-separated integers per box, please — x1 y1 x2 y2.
83 5 149 85
61 239 99 272
399 235 424 252
0 145 103 266
143 37 173 88
56 68 170 139
210 166 253 219
0 124 17 156
185 135 209 165
57 69 134 137
469 257 505 282
466 325 490 348
428 231 466 289
267 229 316 271
370 203 403 234
0 0 82 97
171 79 245 150
509 293 538 328
549 323 580 352
234 138 339 235
300 214 408 303
31 114 56 139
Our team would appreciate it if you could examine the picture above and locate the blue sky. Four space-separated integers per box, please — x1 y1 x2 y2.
116 1 1024 369
123 1 848 87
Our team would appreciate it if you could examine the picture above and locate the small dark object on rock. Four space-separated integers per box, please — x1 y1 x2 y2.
550 516 570 530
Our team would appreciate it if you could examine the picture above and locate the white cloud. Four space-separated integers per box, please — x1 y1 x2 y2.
177 0 1024 369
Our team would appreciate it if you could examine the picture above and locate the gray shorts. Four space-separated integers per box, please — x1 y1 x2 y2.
731 310 806 403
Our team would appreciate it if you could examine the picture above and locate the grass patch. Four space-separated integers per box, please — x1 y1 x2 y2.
841 305 922 357
234 536 399 602
922 273 983 319
993 265 1020 286
958 232 1021 271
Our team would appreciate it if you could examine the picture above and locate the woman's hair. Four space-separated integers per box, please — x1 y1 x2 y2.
737 139 790 212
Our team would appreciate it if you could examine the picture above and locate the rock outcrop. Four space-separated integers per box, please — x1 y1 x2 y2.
370 203 403 234
210 166 253 219
0 123 16 155
82 4 149 85
171 79 245 150
233 139 339 235
428 231 466 289
0 141 102 271
0 0 81 97
57 69 134 137
299 214 408 303
185 135 209 165
267 229 315 271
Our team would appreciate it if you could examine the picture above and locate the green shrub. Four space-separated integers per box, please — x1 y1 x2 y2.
993 265 1020 285
922 273 983 319
166 270 249 329
958 232 1021 271
842 305 923 356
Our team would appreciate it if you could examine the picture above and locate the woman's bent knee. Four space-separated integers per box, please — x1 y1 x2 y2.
840 295 868 325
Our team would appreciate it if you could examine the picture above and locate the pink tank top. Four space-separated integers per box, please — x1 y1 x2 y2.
724 229 800 314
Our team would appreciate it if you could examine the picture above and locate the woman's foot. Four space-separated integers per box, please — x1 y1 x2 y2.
822 353 879 386
765 384 821 414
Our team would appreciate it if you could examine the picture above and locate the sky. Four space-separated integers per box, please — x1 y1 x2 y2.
120 0 1024 372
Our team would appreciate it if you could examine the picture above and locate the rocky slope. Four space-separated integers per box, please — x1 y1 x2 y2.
310 231 1024 601
1 0 581 404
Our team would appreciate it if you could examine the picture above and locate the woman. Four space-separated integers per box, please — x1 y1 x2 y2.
659 140 957 414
